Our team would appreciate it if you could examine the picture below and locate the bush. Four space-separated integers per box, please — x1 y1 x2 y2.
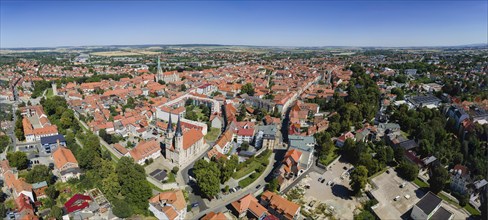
172 166 179 174
112 199 133 218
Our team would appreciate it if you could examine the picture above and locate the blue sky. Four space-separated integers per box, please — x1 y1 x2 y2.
1 1 487 48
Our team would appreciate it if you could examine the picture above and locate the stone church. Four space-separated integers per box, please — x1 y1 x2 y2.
165 115 206 167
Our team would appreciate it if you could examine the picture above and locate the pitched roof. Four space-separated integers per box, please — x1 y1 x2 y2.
182 129 204 150
64 194 92 213
52 146 78 170
201 212 229 220
284 149 302 163
231 194 268 217
261 191 300 220
149 190 187 212
129 139 160 162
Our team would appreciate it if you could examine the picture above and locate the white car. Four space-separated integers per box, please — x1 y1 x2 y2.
394 196 400 201
327 181 332 186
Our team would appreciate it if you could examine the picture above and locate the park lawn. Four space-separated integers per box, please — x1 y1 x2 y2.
233 161 262 180
46 88 54 98
238 172 260 188
205 128 221 141
464 204 481 216
413 178 429 188
318 147 339 166
233 150 271 180
148 181 165 192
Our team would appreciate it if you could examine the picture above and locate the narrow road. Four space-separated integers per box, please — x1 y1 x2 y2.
74 114 122 159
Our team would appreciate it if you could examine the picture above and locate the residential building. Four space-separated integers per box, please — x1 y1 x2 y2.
277 149 302 191
148 190 187 220
230 194 269 220
214 129 233 154
255 125 278 150
408 95 441 108
260 191 301 220
450 164 470 195
40 134 66 153
288 135 315 171
1 160 34 202
32 181 48 199
129 139 162 165
201 212 230 220
52 146 81 182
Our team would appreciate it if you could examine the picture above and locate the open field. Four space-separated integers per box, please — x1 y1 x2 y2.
91 50 160 56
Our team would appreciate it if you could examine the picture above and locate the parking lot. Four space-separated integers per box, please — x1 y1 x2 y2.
370 168 469 220
370 168 421 219
293 158 361 220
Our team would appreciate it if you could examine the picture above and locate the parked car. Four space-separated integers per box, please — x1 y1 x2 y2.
394 196 400 201
320 179 325 183
191 202 199 208
318 177 323 182
327 181 332 186
255 184 261 189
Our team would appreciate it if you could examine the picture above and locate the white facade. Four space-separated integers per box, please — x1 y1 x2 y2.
149 203 187 220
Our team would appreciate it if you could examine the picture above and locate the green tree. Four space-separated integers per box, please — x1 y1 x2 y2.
25 165 53 184
350 165 368 196
266 178 279 192
50 206 63 220
240 141 250 151
354 210 375 220
428 165 449 194
45 185 59 200
396 162 419 181
6 151 28 170
193 159 221 199
241 83 255 96
0 135 10 153
180 84 187 92
0 203 6 219
116 157 152 214
172 166 179 174
112 199 133 218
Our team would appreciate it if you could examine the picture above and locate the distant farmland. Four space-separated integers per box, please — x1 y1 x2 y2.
91 50 160 57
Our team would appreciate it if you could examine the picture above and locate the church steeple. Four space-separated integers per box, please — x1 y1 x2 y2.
156 56 163 82
167 114 173 133
175 115 182 137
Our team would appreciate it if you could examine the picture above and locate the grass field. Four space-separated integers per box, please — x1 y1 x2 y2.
205 128 221 141
46 88 54 98
413 177 429 188
233 150 271 180
233 161 262 180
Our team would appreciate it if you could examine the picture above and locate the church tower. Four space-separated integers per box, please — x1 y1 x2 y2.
165 114 174 149
174 115 183 153
156 57 163 82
